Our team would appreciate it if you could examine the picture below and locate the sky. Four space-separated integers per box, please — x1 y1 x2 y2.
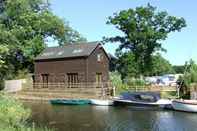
50 0 197 65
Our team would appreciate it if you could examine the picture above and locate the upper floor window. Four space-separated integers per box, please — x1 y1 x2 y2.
97 53 102 62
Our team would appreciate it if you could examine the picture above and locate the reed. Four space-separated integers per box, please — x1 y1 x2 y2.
0 92 53 131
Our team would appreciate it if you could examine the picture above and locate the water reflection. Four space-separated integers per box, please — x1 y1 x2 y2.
23 101 197 131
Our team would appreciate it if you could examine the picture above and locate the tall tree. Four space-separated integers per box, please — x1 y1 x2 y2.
173 65 185 74
105 4 186 76
116 52 139 79
116 52 174 79
0 0 86 83
150 53 174 76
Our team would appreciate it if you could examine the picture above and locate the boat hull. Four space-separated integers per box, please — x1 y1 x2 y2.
172 100 197 112
50 99 91 105
90 99 113 106
114 99 171 108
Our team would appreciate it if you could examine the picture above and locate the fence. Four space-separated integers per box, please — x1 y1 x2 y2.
33 82 112 89
32 82 113 98
127 86 177 92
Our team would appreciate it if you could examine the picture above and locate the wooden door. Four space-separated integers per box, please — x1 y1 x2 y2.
96 73 102 87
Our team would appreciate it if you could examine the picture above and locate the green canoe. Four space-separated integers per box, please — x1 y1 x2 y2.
50 99 91 105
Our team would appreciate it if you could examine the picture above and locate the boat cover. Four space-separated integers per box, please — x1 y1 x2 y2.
120 92 161 103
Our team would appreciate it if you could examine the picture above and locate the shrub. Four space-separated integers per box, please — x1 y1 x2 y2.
110 72 129 94
177 60 197 98
124 77 146 86
0 92 52 131
0 93 30 128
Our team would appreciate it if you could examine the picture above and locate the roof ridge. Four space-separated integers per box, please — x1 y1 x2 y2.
35 41 101 60
45 41 100 49
64 41 100 46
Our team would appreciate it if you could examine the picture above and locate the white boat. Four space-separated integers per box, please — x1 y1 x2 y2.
172 100 197 112
114 99 172 108
113 92 172 108
90 99 113 106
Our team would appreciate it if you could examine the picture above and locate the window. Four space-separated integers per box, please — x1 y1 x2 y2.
97 54 102 62
41 74 49 83
67 73 79 84
41 74 49 88
96 73 102 83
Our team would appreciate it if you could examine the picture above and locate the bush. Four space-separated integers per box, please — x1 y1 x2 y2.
0 93 30 127
124 77 146 86
110 72 129 94
0 92 52 131
177 60 197 98
110 72 146 94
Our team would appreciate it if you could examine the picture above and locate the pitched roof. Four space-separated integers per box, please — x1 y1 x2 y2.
35 41 101 60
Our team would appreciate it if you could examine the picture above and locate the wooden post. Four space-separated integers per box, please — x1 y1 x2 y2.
177 85 180 98
113 86 116 97
102 83 104 99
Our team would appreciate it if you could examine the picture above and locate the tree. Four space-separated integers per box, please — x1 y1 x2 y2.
183 60 197 86
0 45 8 68
116 52 174 79
105 4 186 76
178 60 197 98
108 53 117 72
150 53 174 76
116 52 139 79
0 0 86 83
173 65 185 74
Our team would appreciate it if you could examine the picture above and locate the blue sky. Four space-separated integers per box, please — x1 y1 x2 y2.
50 0 197 65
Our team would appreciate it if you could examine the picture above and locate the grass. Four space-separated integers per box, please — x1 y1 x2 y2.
160 91 177 99
0 92 53 131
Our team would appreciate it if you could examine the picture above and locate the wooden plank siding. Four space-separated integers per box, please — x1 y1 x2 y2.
34 43 110 89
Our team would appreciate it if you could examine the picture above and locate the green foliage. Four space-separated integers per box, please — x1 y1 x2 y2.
105 4 186 75
124 77 146 86
110 72 146 94
150 53 174 76
108 54 117 72
0 93 52 131
110 71 129 94
116 52 139 79
0 93 30 128
183 60 197 87
109 71 123 88
115 52 174 79
0 45 8 68
160 91 177 99
0 0 86 86
173 65 185 74
177 60 197 98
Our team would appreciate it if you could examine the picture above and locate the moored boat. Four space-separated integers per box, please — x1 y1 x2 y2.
90 99 113 106
114 92 172 108
50 99 91 105
172 100 197 112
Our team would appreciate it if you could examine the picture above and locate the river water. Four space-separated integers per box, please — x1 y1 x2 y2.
24 101 197 131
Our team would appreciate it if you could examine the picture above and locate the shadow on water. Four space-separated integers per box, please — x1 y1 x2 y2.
23 101 197 131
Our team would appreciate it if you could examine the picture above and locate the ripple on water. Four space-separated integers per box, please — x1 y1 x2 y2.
23 102 197 131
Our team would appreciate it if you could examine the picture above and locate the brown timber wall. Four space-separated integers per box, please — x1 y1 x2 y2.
87 46 109 82
34 57 87 83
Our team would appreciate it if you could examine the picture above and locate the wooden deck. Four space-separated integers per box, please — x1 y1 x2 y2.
12 82 177 101
14 82 113 101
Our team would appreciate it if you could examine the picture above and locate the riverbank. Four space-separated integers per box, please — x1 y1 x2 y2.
0 92 52 131
11 88 112 102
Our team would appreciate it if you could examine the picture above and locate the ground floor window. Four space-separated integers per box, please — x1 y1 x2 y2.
67 73 79 84
41 74 49 88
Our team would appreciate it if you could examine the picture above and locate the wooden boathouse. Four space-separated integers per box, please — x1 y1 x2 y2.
33 42 111 92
